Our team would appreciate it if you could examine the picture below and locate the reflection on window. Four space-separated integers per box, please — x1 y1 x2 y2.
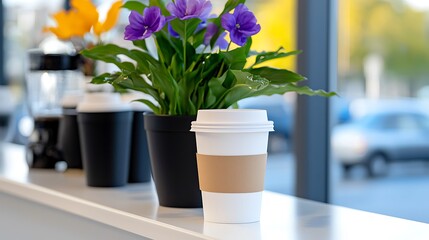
334 0 429 224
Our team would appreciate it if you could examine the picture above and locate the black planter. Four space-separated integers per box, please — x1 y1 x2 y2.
129 111 151 183
144 113 202 208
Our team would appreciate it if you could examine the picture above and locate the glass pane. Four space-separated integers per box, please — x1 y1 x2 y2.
332 0 429 223
240 0 297 195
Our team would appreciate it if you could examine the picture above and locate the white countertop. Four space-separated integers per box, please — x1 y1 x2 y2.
0 143 429 239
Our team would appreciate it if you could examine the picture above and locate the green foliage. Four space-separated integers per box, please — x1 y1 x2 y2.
121 1 147 13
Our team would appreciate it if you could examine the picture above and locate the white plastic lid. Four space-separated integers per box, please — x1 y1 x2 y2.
61 92 84 108
77 92 131 113
190 126 274 133
191 109 274 133
196 109 269 123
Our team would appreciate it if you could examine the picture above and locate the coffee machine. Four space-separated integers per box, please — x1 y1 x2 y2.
26 48 84 168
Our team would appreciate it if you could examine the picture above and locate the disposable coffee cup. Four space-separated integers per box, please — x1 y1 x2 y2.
58 92 83 169
121 93 152 183
191 109 274 223
77 93 132 187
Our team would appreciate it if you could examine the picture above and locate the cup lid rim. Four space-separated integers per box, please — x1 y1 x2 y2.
191 124 274 132
191 121 273 126
191 129 274 132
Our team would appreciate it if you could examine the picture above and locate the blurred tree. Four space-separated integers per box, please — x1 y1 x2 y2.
251 0 296 70
341 0 429 86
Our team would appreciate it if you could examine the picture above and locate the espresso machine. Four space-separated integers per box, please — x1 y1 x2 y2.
26 49 84 168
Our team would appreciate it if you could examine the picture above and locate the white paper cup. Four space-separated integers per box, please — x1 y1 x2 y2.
77 93 132 187
192 131 270 156
191 109 273 223
77 92 131 113
204 220 261 239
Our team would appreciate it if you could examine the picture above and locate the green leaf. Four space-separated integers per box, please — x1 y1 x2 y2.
221 46 247 70
135 99 161 114
91 73 117 84
192 29 206 48
156 31 184 61
155 32 176 66
201 54 223 80
221 69 236 89
221 0 246 15
185 42 197 70
170 18 202 41
121 62 136 72
243 37 252 56
169 54 180 79
254 48 301 66
122 1 147 13
81 44 139 72
127 72 154 90
230 70 269 90
247 67 306 84
252 84 337 97
215 70 270 108
130 49 158 65
148 63 180 114
222 84 254 108
132 40 148 51
219 39 252 70
149 0 169 16
129 50 156 74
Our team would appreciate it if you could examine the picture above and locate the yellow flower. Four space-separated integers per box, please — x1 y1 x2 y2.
93 1 123 37
70 0 99 31
45 0 122 40
44 11 74 40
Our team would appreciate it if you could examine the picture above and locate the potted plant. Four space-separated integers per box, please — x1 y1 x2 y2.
81 0 335 207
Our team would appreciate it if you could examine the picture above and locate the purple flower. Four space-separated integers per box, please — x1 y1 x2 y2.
124 7 166 40
204 23 228 49
221 4 261 46
168 23 180 38
167 0 212 20
203 23 217 45
216 32 229 50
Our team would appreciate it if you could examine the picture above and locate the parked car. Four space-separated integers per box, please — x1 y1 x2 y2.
331 110 429 177
238 95 293 139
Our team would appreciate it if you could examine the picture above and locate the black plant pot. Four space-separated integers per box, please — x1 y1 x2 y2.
129 111 151 183
144 113 202 208
78 111 132 187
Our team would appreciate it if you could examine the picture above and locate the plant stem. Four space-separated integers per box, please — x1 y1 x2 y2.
188 45 209 73
217 41 232 78
183 21 187 78
154 36 165 65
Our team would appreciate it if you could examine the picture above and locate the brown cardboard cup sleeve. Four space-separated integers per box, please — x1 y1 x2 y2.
196 154 267 193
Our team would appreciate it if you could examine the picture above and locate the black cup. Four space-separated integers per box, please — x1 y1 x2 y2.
128 111 152 183
78 111 132 187
58 108 82 169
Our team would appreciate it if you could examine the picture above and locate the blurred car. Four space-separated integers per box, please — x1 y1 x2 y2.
332 110 429 177
238 95 293 139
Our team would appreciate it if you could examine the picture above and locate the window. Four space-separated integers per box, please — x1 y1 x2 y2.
332 0 429 223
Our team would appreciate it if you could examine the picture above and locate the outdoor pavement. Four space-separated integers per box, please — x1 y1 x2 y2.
265 150 429 224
